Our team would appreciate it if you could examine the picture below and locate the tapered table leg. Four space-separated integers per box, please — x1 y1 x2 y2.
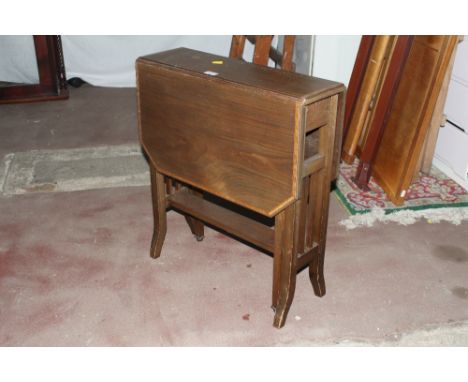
185 216 205 241
273 203 298 328
150 164 167 259
309 249 326 297
307 170 327 297
184 188 205 241
307 95 339 297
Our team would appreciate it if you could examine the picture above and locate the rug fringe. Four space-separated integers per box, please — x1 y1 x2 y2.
339 207 468 230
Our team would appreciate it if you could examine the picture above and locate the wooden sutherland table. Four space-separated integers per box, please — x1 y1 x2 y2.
136 48 345 328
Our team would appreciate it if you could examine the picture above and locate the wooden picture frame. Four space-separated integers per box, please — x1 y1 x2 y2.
341 35 394 164
372 35 459 205
0 35 68 104
353 36 415 189
343 35 375 141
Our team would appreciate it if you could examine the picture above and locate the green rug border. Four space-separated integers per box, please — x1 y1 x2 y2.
333 186 468 216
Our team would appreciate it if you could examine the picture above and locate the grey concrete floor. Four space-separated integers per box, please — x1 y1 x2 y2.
0 84 467 346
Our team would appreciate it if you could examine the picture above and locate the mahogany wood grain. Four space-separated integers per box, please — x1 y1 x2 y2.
353 36 414 189
140 48 342 101
372 36 458 205
356 37 398 155
344 36 376 140
137 48 343 217
342 36 394 164
138 63 296 217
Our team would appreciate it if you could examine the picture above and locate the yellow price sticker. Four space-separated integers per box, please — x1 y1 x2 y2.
211 60 224 65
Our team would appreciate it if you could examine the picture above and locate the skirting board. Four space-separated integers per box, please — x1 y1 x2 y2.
433 156 468 192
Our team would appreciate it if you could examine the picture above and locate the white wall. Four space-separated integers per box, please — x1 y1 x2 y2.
312 35 361 86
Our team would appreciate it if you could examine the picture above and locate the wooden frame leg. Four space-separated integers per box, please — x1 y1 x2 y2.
185 216 205 241
307 94 339 297
309 248 326 297
272 203 297 328
166 179 204 242
184 189 205 241
307 170 328 297
150 164 167 259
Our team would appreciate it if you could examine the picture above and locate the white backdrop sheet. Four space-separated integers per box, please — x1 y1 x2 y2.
0 35 256 88
1 35 357 88
0 36 40 84
63 35 237 87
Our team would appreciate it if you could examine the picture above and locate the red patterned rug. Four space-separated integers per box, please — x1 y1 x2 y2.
335 160 468 215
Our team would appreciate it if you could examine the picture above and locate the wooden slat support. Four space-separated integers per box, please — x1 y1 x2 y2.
168 188 275 253
268 46 283 66
303 153 325 176
296 244 319 271
229 35 246 59
295 176 309 255
244 35 296 71
280 36 295 71
252 36 274 66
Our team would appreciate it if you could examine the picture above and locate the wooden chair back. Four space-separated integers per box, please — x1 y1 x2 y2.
229 35 296 71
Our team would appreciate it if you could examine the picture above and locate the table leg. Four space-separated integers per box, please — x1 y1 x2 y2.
273 202 298 328
150 164 167 259
307 170 327 297
307 95 339 297
184 188 205 241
